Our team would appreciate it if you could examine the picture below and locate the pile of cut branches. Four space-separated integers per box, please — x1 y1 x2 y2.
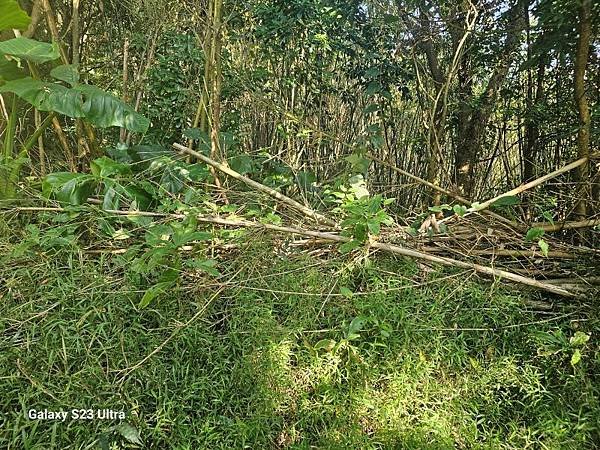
5 143 598 301
169 144 599 299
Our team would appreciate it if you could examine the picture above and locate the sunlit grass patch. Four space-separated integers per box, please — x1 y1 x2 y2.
0 218 598 448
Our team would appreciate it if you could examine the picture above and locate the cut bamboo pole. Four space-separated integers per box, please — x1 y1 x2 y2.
422 247 577 259
9 206 576 298
173 143 337 227
532 218 600 232
367 153 520 229
470 156 591 213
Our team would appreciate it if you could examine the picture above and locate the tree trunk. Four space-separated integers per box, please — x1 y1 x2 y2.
574 0 591 218
454 0 527 197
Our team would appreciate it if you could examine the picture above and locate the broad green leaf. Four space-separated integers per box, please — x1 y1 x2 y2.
75 84 150 133
0 37 59 63
570 332 590 347
183 128 210 153
42 172 96 205
187 163 210 182
525 227 545 242
354 223 368 241
115 423 143 445
229 154 254 174
541 210 555 225
102 182 119 210
368 195 384 213
158 163 188 194
186 258 220 276
185 128 211 154
139 279 174 308
538 239 549 257
50 64 80 86
340 287 353 298
173 230 212 247
0 57 25 82
363 103 379 114
349 316 366 332
145 224 173 245
367 218 381 235
91 156 131 178
158 268 179 284
339 239 361 253
106 143 132 163
365 81 381 96
260 212 282 225
314 339 336 352
0 77 85 117
453 204 468 216
570 349 582 366
345 153 370 174
347 316 367 340
120 184 152 210
429 204 452 213
127 145 172 168
0 0 31 31
491 195 520 207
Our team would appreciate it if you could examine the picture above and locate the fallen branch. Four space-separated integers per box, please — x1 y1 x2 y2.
469 156 591 214
173 143 337 227
544 276 600 284
367 153 521 229
10 205 577 298
532 218 600 232
422 246 577 259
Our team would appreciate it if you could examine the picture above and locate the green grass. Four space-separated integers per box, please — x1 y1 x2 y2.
0 214 599 449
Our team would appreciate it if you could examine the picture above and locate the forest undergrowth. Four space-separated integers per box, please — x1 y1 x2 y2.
1 214 598 449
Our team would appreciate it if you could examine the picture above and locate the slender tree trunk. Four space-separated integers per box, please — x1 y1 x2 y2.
574 0 591 218
454 0 527 197
418 4 445 205
120 37 129 143
71 0 80 66
35 109 46 176
23 0 42 38
210 0 224 161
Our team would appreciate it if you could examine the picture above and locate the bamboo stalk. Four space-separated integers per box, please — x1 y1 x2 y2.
422 246 576 259
367 152 520 230
532 218 600 232
120 37 130 143
173 143 337 226
35 110 46 176
9 205 576 297
470 156 592 213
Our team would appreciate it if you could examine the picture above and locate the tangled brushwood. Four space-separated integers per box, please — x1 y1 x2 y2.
5 144 598 303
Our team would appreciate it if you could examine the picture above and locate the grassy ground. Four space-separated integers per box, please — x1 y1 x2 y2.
0 213 599 449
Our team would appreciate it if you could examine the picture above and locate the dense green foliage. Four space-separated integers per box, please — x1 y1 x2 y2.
1 216 599 448
0 0 599 448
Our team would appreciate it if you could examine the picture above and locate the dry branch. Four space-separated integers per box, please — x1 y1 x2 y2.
9 206 576 298
174 143 337 227
532 218 600 232
422 246 576 259
367 153 521 229
470 155 592 213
